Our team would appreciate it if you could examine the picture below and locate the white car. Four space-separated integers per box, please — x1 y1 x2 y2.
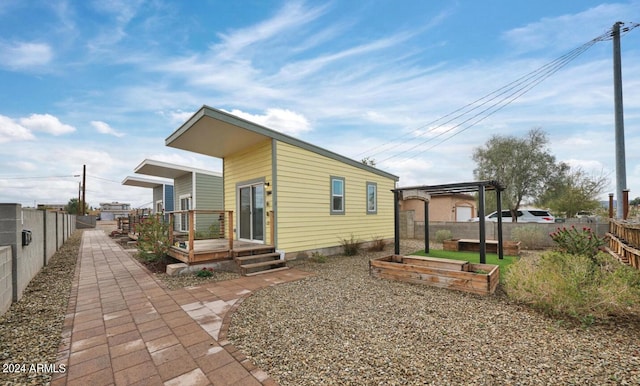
469 209 555 223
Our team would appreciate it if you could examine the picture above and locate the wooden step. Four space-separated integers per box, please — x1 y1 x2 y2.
233 246 275 256
244 266 290 276
240 259 286 269
235 252 281 262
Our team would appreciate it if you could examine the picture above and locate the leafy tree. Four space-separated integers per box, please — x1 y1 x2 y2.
630 197 640 206
65 198 88 215
537 167 609 217
361 157 376 167
472 128 564 220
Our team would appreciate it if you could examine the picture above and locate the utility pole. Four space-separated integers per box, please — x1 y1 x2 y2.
82 164 86 216
613 21 627 219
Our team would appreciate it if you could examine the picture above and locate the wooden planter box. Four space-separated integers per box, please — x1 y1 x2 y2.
370 255 500 295
442 238 520 256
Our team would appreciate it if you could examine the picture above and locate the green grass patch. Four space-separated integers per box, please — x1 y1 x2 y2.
410 249 517 272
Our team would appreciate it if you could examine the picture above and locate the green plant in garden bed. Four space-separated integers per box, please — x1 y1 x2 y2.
411 249 516 272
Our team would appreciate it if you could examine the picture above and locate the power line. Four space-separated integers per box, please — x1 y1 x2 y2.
360 24 637 165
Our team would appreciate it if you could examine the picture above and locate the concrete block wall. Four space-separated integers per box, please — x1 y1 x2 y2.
0 204 76 315
0 246 11 316
18 209 45 300
45 211 57 264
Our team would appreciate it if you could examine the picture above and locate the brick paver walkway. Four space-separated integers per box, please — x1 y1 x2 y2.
52 230 312 385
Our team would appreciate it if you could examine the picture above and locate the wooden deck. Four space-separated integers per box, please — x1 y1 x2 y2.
168 239 273 264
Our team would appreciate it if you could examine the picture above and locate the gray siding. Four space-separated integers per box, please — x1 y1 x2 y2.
194 173 224 236
153 186 163 213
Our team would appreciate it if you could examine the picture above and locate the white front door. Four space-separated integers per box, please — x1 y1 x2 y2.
238 184 264 242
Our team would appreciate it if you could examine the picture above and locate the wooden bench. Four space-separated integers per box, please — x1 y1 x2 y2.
443 238 520 256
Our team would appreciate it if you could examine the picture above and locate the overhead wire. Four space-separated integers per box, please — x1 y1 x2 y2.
358 24 634 165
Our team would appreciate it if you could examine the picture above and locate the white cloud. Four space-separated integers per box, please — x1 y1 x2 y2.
91 120 125 137
502 3 636 54
0 114 35 143
226 108 312 135
0 41 53 70
19 114 75 135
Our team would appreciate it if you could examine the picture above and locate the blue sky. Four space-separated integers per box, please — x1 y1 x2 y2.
1 0 639 209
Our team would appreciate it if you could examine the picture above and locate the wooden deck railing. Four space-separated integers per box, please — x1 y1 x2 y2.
605 219 640 269
166 210 234 262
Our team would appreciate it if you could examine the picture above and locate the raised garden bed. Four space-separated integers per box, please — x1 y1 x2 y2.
370 255 500 295
443 238 520 256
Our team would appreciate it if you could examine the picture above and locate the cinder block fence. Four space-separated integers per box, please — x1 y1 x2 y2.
0 204 76 315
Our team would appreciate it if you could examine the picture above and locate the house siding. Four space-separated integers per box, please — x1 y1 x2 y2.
224 139 273 243
152 186 163 213
194 173 224 235
275 141 395 253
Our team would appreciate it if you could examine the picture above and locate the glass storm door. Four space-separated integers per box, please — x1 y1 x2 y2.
238 184 264 242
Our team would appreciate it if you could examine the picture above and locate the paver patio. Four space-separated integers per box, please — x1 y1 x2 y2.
53 229 312 385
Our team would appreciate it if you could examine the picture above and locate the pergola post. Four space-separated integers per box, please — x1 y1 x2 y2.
394 190 400 255
478 186 486 264
424 200 429 254
496 188 504 260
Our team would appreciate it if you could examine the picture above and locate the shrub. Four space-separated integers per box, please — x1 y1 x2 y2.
549 225 604 260
340 234 362 256
504 251 640 321
196 268 214 277
368 236 387 252
310 252 327 263
511 225 548 249
136 215 170 262
435 229 453 243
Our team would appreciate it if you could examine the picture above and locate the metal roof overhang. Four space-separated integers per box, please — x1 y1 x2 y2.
165 106 399 181
165 107 272 159
134 159 222 180
122 176 170 189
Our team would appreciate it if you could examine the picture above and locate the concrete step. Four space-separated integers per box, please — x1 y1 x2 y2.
244 266 290 276
240 259 286 269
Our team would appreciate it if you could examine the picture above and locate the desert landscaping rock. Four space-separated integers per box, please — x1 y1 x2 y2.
1 231 639 385
228 240 640 385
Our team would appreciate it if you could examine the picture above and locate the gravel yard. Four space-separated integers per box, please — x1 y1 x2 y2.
228 241 640 385
2 227 639 385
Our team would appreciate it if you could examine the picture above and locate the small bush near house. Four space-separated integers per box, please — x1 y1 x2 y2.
368 237 387 252
435 229 453 243
504 251 640 322
340 234 362 256
310 252 327 263
196 267 214 277
511 225 548 249
137 215 170 262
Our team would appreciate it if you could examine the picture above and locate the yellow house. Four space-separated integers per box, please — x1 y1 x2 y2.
165 106 399 258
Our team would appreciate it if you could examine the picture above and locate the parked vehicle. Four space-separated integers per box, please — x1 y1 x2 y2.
468 209 555 223
575 210 597 222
